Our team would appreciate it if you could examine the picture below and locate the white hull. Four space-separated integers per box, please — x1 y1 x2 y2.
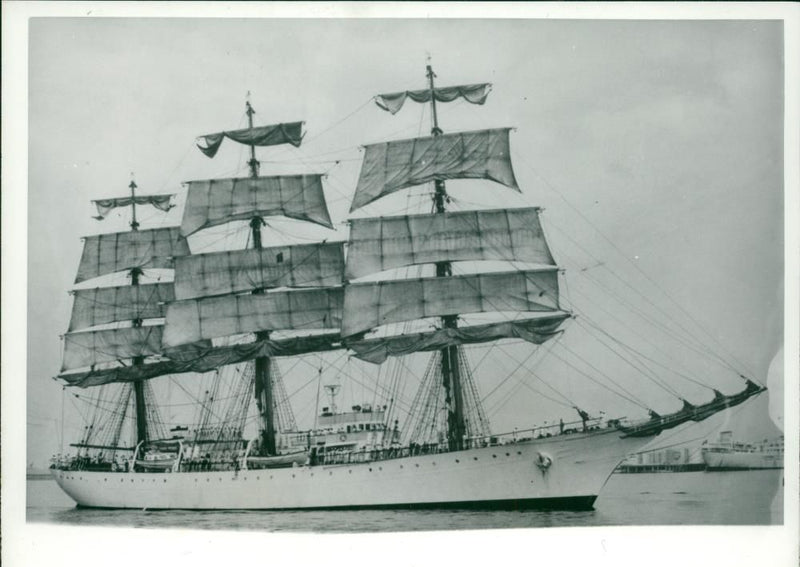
53 429 650 510
702 450 783 471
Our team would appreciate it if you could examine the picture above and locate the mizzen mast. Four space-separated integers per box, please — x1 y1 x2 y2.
127 178 148 445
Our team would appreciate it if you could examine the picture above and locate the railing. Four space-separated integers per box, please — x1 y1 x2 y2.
52 416 626 473
312 417 618 467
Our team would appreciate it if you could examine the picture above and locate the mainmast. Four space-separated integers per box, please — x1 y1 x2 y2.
246 100 277 456
426 64 466 450
128 179 148 445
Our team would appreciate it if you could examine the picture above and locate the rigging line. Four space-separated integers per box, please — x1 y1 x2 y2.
550 342 650 410
513 150 755 377
168 374 227 424
287 356 347 400
578 314 717 392
303 97 375 145
551 228 745 379
479 336 560 403
534 202 739 373
571 316 683 399
349 356 417 415
561 264 740 387
156 141 197 193
500 334 574 406
484 341 575 413
573 259 743 377
487 368 574 418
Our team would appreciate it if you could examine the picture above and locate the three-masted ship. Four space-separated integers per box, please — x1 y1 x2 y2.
52 66 765 510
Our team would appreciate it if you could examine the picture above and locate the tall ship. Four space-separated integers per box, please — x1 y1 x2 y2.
702 431 784 471
51 66 765 510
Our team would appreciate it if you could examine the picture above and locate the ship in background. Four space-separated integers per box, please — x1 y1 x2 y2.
51 64 765 510
616 446 706 473
702 431 784 471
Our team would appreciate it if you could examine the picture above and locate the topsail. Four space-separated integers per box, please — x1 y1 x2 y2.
181 175 333 237
341 269 561 338
75 227 189 283
68 282 174 332
351 128 519 212
174 242 344 300
346 208 555 280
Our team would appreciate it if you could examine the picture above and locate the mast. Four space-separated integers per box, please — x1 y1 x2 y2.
128 179 148 445
246 100 276 456
427 64 466 450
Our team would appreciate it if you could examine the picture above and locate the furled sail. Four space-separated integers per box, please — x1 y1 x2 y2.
174 242 344 300
181 175 333 237
375 83 491 115
59 332 343 388
196 122 303 158
61 325 167 371
162 288 343 347
346 314 568 364
75 227 190 283
342 269 560 337
346 208 555 280
92 194 174 220
68 283 174 332
350 128 519 212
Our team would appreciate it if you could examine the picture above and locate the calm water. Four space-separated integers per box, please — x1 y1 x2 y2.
27 470 783 531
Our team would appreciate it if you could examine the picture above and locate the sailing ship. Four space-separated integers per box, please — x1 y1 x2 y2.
51 65 766 510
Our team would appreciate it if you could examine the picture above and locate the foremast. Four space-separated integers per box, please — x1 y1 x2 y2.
343 64 564 450
426 65 466 451
245 100 277 456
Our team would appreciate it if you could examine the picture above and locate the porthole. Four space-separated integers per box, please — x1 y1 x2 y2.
455 459 460 463
492 455 497 458
505 453 510 457
517 451 522 455
473 457 478 461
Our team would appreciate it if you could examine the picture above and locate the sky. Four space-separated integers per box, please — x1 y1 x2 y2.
20 17 788 470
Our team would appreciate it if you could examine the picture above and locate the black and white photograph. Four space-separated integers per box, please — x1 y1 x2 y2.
3 3 798 567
